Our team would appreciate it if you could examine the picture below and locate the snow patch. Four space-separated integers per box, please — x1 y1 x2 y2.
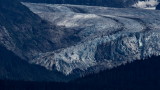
133 0 159 10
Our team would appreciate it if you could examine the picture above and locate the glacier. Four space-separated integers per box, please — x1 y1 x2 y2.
3 2 160 75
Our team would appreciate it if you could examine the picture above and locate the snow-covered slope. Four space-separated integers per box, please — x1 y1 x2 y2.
5 3 160 76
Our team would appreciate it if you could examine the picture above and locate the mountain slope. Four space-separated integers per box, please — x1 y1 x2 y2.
1 0 160 82
0 0 79 81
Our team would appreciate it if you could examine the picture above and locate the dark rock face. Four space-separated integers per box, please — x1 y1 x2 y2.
156 3 160 10
0 0 53 59
20 0 139 8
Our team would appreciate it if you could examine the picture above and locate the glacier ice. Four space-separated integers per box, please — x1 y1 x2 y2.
4 3 159 75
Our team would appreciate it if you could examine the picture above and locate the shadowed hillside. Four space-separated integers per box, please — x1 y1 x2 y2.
0 55 160 90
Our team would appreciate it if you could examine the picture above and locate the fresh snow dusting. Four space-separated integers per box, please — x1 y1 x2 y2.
19 3 160 75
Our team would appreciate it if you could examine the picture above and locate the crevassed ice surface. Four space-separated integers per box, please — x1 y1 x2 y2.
22 3 160 75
